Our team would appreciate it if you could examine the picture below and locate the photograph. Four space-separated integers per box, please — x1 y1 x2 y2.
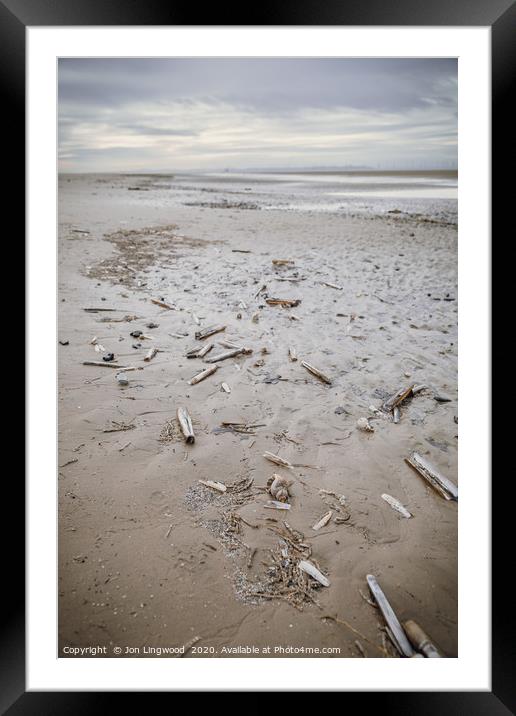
57 57 458 659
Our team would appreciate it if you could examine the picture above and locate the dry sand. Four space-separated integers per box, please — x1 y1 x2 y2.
58 173 458 658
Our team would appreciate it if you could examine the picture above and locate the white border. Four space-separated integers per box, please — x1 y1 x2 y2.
27 26 490 691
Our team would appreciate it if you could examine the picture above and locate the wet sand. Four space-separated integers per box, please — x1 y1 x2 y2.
58 173 458 658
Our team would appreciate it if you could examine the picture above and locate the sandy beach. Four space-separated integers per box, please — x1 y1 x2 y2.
58 172 458 658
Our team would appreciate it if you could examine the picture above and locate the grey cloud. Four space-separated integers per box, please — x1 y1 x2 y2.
58 58 457 172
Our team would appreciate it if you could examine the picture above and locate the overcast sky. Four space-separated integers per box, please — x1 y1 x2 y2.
58 58 457 173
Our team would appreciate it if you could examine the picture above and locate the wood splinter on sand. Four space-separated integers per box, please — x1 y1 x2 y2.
366 575 414 657
301 360 332 385
272 259 295 266
266 297 301 307
144 347 158 362
151 298 175 310
198 479 226 493
322 281 343 291
405 452 458 501
197 342 214 358
381 493 412 519
195 324 226 341
204 347 252 363
264 500 291 510
312 510 333 531
263 451 293 469
83 360 135 369
382 384 415 413
177 407 195 444
299 560 330 587
403 620 443 658
188 364 218 385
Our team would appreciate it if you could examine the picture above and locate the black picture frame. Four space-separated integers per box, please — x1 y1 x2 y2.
4 0 509 710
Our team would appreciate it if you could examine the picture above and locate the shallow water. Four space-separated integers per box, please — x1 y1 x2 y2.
130 170 458 224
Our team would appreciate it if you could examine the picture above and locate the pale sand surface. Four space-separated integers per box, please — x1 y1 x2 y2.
58 174 457 658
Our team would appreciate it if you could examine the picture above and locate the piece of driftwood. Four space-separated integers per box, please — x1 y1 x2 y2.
185 346 201 359
366 575 414 657
83 307 118 312
83 360 132 369
299 560 330 587
219 339 242 349
312 511 333 531
301 360 332 385
403 620 443 658
381 493 412 519
266 297 301 307
188 364 218 385
267 474 292 502
204 347 252 363
221 382 231 393
288 347 298 362
199 479 226 493
151 298 175 310
393 406 401 424
195 324 226 341
382 385 415 412
144 347 158 362
272 259 294 266
405 452 458 500
197 341 214 358
322 281 343 290
264 500 291 510
177 407 195 444
263 451 293 469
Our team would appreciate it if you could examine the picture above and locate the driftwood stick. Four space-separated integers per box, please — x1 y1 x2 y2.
177 407 195 444
197 342 214 358
151 298 175 310
301 360 332 385
403 620 443 658
405 452 458 501
188 365 218 385
263 451 293 469
83 361 133 369
144 347 158 362
366 575 414 657
195 324 226 341
266 297 301 307
204 347 252 363
382 385 415 412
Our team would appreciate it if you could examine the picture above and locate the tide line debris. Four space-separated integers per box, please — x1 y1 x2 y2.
405 452 458 501
404 620 443 658
195 324 226 341
188 365 218 385
263 451 293 469
301 361 332 385
177 407 195 444
151 298 175 310
381 493 412 519
366 574 414 657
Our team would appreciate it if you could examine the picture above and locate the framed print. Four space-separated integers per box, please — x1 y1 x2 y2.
2 0 510 708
